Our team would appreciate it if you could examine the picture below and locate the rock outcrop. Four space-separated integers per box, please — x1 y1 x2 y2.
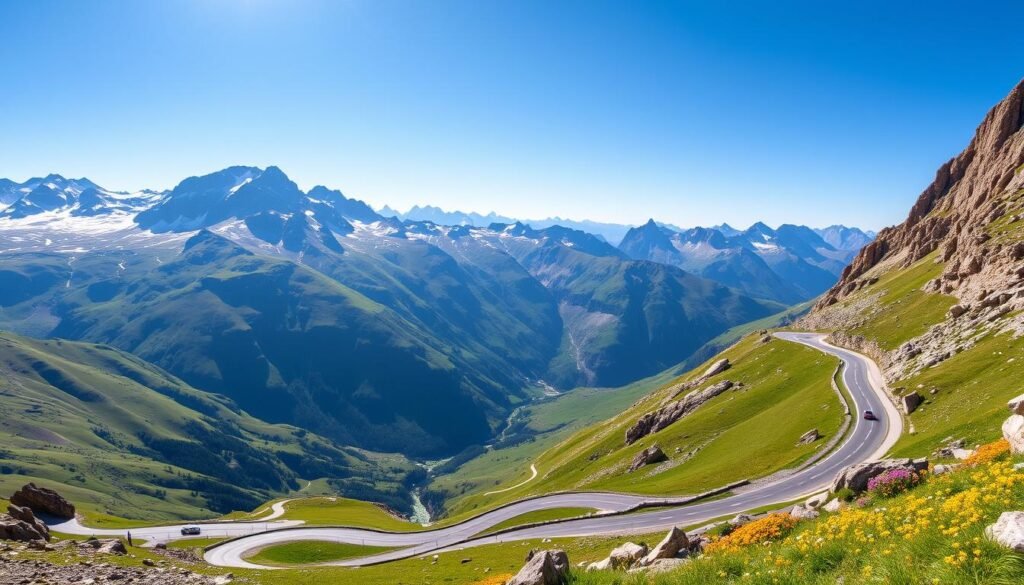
507 549 570 585
986 511 1024 552
9 483 75 519
626 380 733 444
638 527 688 567
628 444 668 472
829 458 928 494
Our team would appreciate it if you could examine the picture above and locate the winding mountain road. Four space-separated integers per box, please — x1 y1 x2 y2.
51 333 903 569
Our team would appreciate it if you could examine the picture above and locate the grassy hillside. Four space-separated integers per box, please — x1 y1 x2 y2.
844 253 958 351
806 252 1021 457
231 497 420 531
0 331 415 523
440 334 844 517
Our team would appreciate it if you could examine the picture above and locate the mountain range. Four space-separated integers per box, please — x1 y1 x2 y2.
0 166 869 459
618 220 873 304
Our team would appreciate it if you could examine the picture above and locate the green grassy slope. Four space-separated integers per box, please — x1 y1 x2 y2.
441 334 844 517
0 331 415 523
845 253 957 350
245 541 399 566
890 330 1024 456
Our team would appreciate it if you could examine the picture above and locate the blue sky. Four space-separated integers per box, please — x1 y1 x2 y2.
0 1 1021 230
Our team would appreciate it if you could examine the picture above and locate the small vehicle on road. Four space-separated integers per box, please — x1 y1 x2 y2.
181 525 201 536
863 410 878 421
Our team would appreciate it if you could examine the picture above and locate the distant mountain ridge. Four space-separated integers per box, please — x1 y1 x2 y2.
618 219 873 303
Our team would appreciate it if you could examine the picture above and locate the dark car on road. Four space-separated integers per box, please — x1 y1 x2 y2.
181 525 201 536
863 410 878 421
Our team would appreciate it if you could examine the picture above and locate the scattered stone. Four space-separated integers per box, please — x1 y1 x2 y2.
986 511 1024 552
823 499 844 513
830 458 929 494
797 429 821 445
638 527 688 566
951 448 976 461
94 539 127 556
607 542 648 569
804 492 829 509
628 444 668 472
9 483 76 519
730 514 754 526
460 558 472 564
948 304 968 318
507 549 570 585
628 557 689 574
586 558 612 572
789 505 820 520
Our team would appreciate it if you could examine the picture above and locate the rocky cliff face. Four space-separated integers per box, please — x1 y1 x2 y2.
804 79 1024 381
817 79 1024 310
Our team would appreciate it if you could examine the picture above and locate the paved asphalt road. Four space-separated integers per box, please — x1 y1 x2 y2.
51 333 902 569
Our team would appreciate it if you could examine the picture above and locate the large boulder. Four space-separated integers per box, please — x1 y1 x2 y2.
1003 415 1024 454
901 391 924 414
629 444 668 472
6 505 49 540
0 512 48 542
986 511 1024 552
797 429 820 445
608 542 648 569
638 527 688 566
701 359 730 379
829 458 928 494
507 549 570 585
9 483 75 519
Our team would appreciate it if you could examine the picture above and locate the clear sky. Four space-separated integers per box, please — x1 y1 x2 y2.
1 1 1021 231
